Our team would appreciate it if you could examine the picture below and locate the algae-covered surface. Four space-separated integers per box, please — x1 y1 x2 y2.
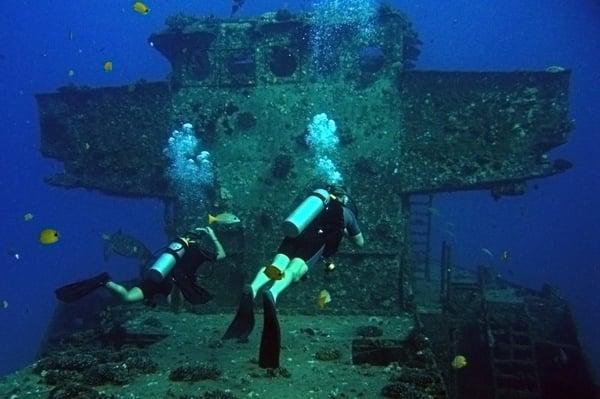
0 310 426 399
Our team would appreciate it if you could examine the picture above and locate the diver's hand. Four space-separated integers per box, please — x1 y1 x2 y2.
196 226 216 238
204 226 216 238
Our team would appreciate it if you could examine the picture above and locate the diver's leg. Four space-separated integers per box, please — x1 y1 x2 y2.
250 254 289 297
259 288 280 368
223 284 256 341
168 286 184 313
268 258 308 303
259 258 307 368
54 272 110 303
224 254 291 341
105 281 144 303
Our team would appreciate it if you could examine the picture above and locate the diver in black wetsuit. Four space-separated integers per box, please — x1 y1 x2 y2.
222 185 364 368
55 227 226 308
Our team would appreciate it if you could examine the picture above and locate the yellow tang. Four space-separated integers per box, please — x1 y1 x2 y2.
264 264 284 280
316 289 331 309
132 1 150 15
451 355 467 369
39 229 60 245
103 61 113 73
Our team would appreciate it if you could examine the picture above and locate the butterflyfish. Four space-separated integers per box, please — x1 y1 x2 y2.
264 264 284 280
208 212 240 225
451 355 467 369
316 289 331 309
39 229 60 245
103 61 113 72
132 2 150 15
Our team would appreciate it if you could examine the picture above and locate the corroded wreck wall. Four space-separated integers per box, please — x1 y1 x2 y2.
394 71 572 195
36 82 172 197
35 8 572 314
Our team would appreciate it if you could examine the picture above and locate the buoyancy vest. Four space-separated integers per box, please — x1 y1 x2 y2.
298 197 345 258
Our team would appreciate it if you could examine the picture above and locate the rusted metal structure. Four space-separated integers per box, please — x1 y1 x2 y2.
35 7 572 315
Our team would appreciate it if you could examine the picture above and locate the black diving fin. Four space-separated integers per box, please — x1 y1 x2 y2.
171 268 213 305
222 285 255 341
258 290 280 369
55 272 110 303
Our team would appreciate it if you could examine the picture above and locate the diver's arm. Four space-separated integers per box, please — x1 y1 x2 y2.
343 226 365 248
105 281 144 302
205 226 226 260
342 207 364 248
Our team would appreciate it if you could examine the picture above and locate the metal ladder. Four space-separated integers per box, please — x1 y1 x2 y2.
486 302 542 399
409 194 434 281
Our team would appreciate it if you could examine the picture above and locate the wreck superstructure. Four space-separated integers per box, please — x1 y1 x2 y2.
32 6 596 398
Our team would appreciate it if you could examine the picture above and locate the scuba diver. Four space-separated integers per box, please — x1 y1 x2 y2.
222 185 364 368
55 226 226 307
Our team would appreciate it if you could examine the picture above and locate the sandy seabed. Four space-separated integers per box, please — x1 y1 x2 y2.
0 310 415 399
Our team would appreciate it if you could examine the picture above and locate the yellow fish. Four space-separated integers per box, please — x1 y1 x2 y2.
451 355 467 369
208 212 240 225
132 1 150 15
39 229 60 245
264 264 284 280
316 289 331 309
103 61 113 73
23 213 34 221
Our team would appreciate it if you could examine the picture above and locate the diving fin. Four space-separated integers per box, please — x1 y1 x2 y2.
172 268 213 305
259 290 280 369
55 272 110 303
222 285 255 341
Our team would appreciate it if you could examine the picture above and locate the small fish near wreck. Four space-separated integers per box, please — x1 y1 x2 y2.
39 229 60 245
316 289 332 309
132 1 150 15
102 229 152 266
208 212 240 225
264 264 284 280
451 355 468 369
103 60 113 72
481 248 494 258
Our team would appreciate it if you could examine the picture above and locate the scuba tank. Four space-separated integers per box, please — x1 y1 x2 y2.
282 188 330 237
147 237 189 282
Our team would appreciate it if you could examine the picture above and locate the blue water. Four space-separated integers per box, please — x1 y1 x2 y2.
0 0 598 378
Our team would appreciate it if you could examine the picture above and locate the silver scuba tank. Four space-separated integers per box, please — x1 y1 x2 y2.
147 238 189 282
282 188 330 237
